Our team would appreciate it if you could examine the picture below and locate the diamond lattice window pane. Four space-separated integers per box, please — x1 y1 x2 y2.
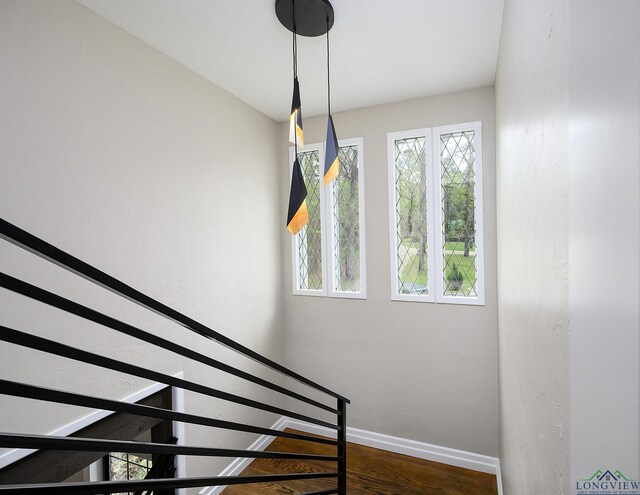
394 137 429 295
440 130 477 297
332 145 360 292
296 150 322 291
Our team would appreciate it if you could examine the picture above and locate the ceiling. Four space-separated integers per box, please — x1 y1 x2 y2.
77 0 504 122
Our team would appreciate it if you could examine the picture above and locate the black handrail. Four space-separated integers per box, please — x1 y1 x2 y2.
0 434 339 462
0 324 338 430
0 218 349 494
0 379 338 446
0 272 337 414
0 218 349 402
0 472 340 494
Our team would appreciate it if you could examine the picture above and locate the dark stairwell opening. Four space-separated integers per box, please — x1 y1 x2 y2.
0 387 176 488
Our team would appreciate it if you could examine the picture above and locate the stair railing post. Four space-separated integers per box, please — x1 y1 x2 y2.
337 398 347 494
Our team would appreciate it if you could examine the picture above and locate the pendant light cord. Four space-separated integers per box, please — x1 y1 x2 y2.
292 8 297 78
326 15 331 117
292 0 298 152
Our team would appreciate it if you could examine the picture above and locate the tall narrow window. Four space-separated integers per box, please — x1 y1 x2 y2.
291 139 366 298
388 123 484 305
388 130 435 301
293 145 324 293
434 122 484 304
329 138 366 298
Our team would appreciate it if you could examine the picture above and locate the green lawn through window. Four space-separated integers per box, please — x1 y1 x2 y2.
399 239 476 294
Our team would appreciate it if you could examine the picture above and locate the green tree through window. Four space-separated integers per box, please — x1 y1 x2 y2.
105 452 152 495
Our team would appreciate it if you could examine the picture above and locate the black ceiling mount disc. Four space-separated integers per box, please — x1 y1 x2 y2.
275 0 334 37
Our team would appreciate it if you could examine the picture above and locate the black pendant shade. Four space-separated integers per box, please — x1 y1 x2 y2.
323 13 339 185
324 115 339 185
289 76 304 147
286 158 309 235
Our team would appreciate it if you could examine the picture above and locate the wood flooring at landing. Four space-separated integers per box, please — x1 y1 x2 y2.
221 429 498 495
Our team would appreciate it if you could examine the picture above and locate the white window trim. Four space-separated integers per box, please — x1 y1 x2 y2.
290 138 367 299
433 121 485 305
327 137 367 299
290 142 327 297
387 122 485 306
387 129 436 302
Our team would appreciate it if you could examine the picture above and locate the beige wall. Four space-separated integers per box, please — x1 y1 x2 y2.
495 0 570 493
279 87 499 456
0 0 283 478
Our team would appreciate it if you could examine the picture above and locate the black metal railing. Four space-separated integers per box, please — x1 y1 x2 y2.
0 218 349 494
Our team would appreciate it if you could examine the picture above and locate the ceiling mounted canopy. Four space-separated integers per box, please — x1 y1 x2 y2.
275 0 334 37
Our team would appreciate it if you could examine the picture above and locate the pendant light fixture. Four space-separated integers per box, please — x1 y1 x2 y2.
276 0 336 235
323 14 339 185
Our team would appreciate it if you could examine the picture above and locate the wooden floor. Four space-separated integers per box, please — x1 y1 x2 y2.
221 429 498 495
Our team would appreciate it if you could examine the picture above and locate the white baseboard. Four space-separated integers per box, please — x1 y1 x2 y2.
200 416 503 495
285 418 500 474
